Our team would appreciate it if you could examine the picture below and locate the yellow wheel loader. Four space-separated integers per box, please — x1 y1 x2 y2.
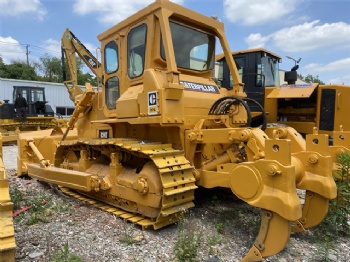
1 1 338 261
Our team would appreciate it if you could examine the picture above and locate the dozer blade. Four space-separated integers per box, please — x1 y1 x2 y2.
242 210 291 261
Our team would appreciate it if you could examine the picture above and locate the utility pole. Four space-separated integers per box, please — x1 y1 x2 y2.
26 45 29 65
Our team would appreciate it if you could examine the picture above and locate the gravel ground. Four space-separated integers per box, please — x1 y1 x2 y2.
4 145 350 262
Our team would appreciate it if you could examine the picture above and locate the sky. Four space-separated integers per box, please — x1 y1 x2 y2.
0 0 349 85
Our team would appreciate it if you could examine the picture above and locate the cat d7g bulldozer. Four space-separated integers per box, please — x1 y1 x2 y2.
3 0 337 261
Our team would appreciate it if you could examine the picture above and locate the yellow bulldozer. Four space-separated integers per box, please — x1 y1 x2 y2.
0 1 340 261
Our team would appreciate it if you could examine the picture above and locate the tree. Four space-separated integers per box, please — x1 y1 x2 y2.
298 73 325 85
39 54 63 83
0 61 38 80
77 72 98 86
1 53 99 86
0 56 7 77
62 55 98 86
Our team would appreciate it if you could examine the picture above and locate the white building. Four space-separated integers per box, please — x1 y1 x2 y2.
0 78 75 116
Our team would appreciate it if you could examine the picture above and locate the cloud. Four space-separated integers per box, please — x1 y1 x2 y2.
304 58 350 73
272 21 350 52
0 36 26 64
73 0 184 25
0 0 47 20
244 33 270 49
302 58 350 85
327 75 350 85
245 20 350 52
39 38 98 58
40 39 61 56
223 0 301 25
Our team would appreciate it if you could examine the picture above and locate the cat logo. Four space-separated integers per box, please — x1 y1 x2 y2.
99 130 109 139
148 91 158 115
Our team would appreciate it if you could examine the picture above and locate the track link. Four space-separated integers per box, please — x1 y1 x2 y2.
58 138 197 230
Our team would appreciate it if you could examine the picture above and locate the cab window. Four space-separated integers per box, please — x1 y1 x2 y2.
128 24 147 78
31 89 44 103
161 22 215 71
105 76 119 110
104 41 118 74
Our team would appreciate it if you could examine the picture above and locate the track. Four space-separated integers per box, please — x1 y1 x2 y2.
55 138 198 230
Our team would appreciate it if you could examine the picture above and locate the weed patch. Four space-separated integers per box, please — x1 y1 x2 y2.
50 241 82 262
308 153 350 260
10 188 73 225
120 221 137 245
10 187 24 210
174 212 203 262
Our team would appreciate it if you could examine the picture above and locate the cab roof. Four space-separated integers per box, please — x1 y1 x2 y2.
98 0 225 42
215 48 281 62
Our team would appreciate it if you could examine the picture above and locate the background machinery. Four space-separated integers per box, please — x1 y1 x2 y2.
216 48 350 161
2 1 338 261
0 86 63 142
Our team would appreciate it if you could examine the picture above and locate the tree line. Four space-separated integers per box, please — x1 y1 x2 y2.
0 54 97 86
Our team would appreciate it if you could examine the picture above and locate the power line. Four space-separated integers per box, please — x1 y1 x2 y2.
0 40 61 55
0 41 28 47
0 50 25 53
29 45 61 54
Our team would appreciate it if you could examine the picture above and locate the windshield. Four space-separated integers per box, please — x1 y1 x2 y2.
161 22 215 71
31 89 45 103
216 52 280 89
258 55 279 87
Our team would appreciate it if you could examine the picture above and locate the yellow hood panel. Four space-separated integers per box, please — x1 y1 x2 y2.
267 83 318 99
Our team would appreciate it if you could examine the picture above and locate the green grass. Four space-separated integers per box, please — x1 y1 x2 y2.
10 188 73 225
50 242 82 262
174 213 203 262
120 221 137 245
307 152 350 260
10 187 24 210
216 222 223 234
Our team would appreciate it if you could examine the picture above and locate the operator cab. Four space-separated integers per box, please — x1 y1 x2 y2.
98 0 226 119
12 86 54 116
216 48 281 109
